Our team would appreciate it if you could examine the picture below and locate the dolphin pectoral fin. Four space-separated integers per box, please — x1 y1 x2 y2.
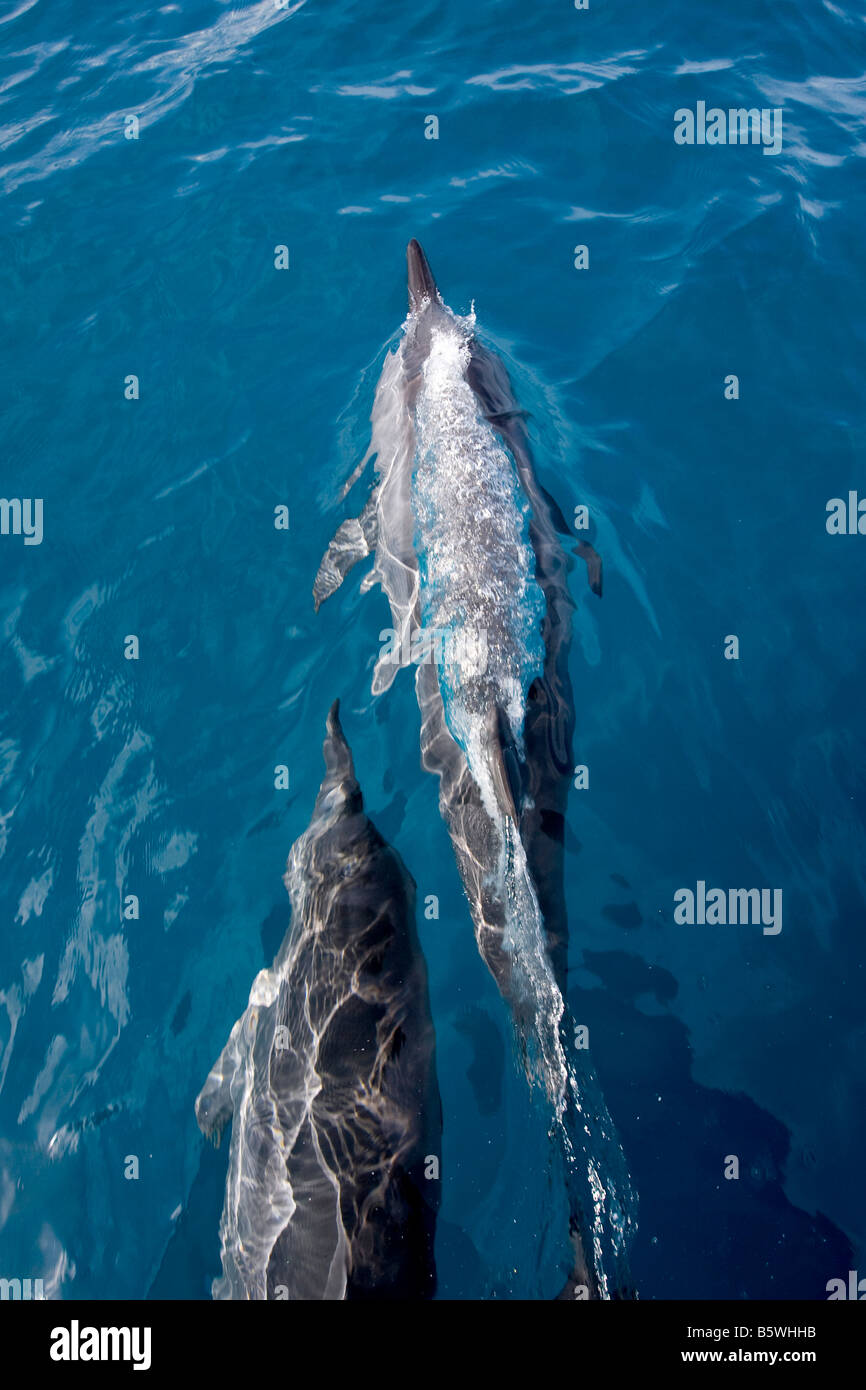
313 494 379 612
339 444 375 501
195 1036 240 1146
574 541 603 597
486 705 523 824
313 518 367 611
484 409 530 424
540 485 574 536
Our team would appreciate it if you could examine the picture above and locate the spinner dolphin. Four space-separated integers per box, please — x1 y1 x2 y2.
195 701 441 1300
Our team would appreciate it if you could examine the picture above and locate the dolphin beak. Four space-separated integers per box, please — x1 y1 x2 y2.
407 238 438 309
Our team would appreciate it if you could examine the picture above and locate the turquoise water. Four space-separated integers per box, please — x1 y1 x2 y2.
1 0 864 1299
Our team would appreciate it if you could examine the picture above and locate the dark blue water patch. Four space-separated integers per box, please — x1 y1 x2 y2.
602 900 644 930
170 992 192 1038
147 1138 227 1301
371 791 408 846
431 1218 488 1301
570 954 853 1299
260 903 291 964
453 1004 505 1118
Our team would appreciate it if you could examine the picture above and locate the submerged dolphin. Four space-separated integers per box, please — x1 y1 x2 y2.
314 241 635 1298
195 701 441 1300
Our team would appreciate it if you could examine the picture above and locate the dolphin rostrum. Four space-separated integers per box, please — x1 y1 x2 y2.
314 240 635 1298
195 700 441 1300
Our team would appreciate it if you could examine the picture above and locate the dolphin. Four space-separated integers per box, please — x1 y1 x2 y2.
313 241 635 1298
315 241 596 997
195 700 441 1300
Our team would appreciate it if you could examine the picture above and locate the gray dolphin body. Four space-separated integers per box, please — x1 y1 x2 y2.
314 242 634 1298
316 241 588 1006
195 702 441 1300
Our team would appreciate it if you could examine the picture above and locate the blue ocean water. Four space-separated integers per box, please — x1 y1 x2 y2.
1 0 864 1300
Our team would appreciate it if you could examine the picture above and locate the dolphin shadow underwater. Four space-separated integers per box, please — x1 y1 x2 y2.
314 240 636 1299
195 701 441 1300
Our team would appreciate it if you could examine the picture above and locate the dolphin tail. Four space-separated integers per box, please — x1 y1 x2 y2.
574 541 603 597
554 1228 600 1301
485 704 524 824
313 491 379 612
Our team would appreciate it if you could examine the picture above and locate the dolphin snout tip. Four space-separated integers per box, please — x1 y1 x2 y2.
407 238 437 308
